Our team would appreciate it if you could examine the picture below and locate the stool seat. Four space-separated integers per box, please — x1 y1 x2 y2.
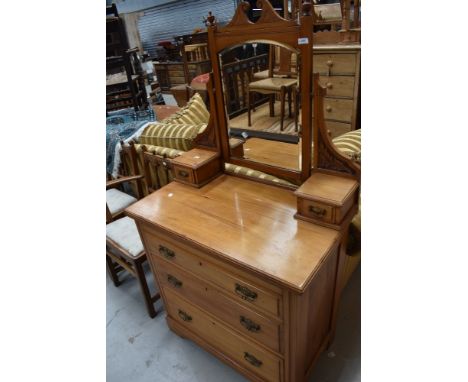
106 217 143 258
106 188 137 216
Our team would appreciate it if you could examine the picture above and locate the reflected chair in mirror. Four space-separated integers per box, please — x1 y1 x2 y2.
106 175 161 318
247 46 299 131
172 43 211 107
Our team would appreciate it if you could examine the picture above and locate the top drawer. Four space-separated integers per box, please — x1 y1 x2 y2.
313 53 357 75
141 227 282 318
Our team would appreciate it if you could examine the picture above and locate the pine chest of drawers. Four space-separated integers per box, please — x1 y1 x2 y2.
126 175 344 382
313 44 361 138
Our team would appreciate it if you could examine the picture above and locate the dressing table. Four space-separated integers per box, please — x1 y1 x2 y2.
126 2 360 381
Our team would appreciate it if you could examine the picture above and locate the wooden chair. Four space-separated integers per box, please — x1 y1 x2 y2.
247 47 299 131
171 43 211 107
106 176 161 318
106 174 143 224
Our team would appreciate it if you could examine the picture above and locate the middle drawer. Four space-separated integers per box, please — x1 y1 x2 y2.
154 256 282 353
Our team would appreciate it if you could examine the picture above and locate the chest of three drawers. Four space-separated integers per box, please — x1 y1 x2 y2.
141 225 285 382
313 44 361 138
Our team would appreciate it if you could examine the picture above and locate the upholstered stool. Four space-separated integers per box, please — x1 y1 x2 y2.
106 216 160 318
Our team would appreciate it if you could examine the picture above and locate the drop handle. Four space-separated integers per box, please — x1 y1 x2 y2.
167 274 183 288
244 352 262 367
240 316 261 332
158 245 175 259
309 205 327 216
178 170 189 178
178 309 192 322
235 283 258 301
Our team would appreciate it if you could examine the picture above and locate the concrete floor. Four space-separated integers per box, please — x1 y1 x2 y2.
106 262 360 382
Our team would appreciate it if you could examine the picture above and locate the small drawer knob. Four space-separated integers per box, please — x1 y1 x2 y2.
326 82 333 89
326 105 332 112
309 205 327 216
178 170 189 178
326 60 333 67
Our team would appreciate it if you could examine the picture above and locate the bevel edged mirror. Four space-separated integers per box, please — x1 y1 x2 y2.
206 0 314 188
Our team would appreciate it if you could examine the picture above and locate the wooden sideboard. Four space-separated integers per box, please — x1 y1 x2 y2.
313 44 361 138
153 62 185 91
126 175 344 382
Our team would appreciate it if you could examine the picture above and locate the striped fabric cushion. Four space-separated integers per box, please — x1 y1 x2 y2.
161 93 209 125
139 122 206 151
332 129 361 163
133 143 183 158
225 163 295 187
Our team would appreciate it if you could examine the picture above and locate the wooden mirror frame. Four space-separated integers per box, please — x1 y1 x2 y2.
207 0 315 185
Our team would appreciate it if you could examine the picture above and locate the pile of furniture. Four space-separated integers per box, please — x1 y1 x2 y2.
106 4 147 112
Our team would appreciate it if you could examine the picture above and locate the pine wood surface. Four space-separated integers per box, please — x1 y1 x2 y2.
126 175 339 292
242 138 301 171
171 148 219 169
295 172 358 206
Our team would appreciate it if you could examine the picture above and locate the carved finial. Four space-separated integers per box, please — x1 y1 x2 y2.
240 1 250 12
207 11 216 26
302 0 312 16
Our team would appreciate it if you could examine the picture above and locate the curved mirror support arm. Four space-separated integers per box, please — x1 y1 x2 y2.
312 73 361 180
193 73 222 151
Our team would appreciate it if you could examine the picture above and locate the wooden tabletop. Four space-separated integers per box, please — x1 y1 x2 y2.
126 175 339 292
241 138 301 171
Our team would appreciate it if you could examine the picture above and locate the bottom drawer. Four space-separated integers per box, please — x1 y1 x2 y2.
165 288 282 382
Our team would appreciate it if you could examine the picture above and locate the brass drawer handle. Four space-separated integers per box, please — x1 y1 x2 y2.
235 283 257 301
167 274 182 288
158 245 175 259
240 316 261 332
326 105 332 112
244 352 262 367
178 170 189 178
178 309 192 322
309 205 327 217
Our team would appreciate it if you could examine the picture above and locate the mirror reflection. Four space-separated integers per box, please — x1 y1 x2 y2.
219 42 301 181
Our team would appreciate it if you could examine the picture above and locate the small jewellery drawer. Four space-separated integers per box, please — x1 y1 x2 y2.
318 75 355 98
165 288 282 382
143 230 282 317
173 165 194 183
313 53 356 75
322 98 354 123
298 199 334 223
154 256 282 353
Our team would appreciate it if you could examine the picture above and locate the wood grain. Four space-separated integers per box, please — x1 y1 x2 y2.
126 175 339 293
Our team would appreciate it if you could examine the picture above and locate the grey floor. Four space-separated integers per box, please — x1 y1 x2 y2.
106 262 360 382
